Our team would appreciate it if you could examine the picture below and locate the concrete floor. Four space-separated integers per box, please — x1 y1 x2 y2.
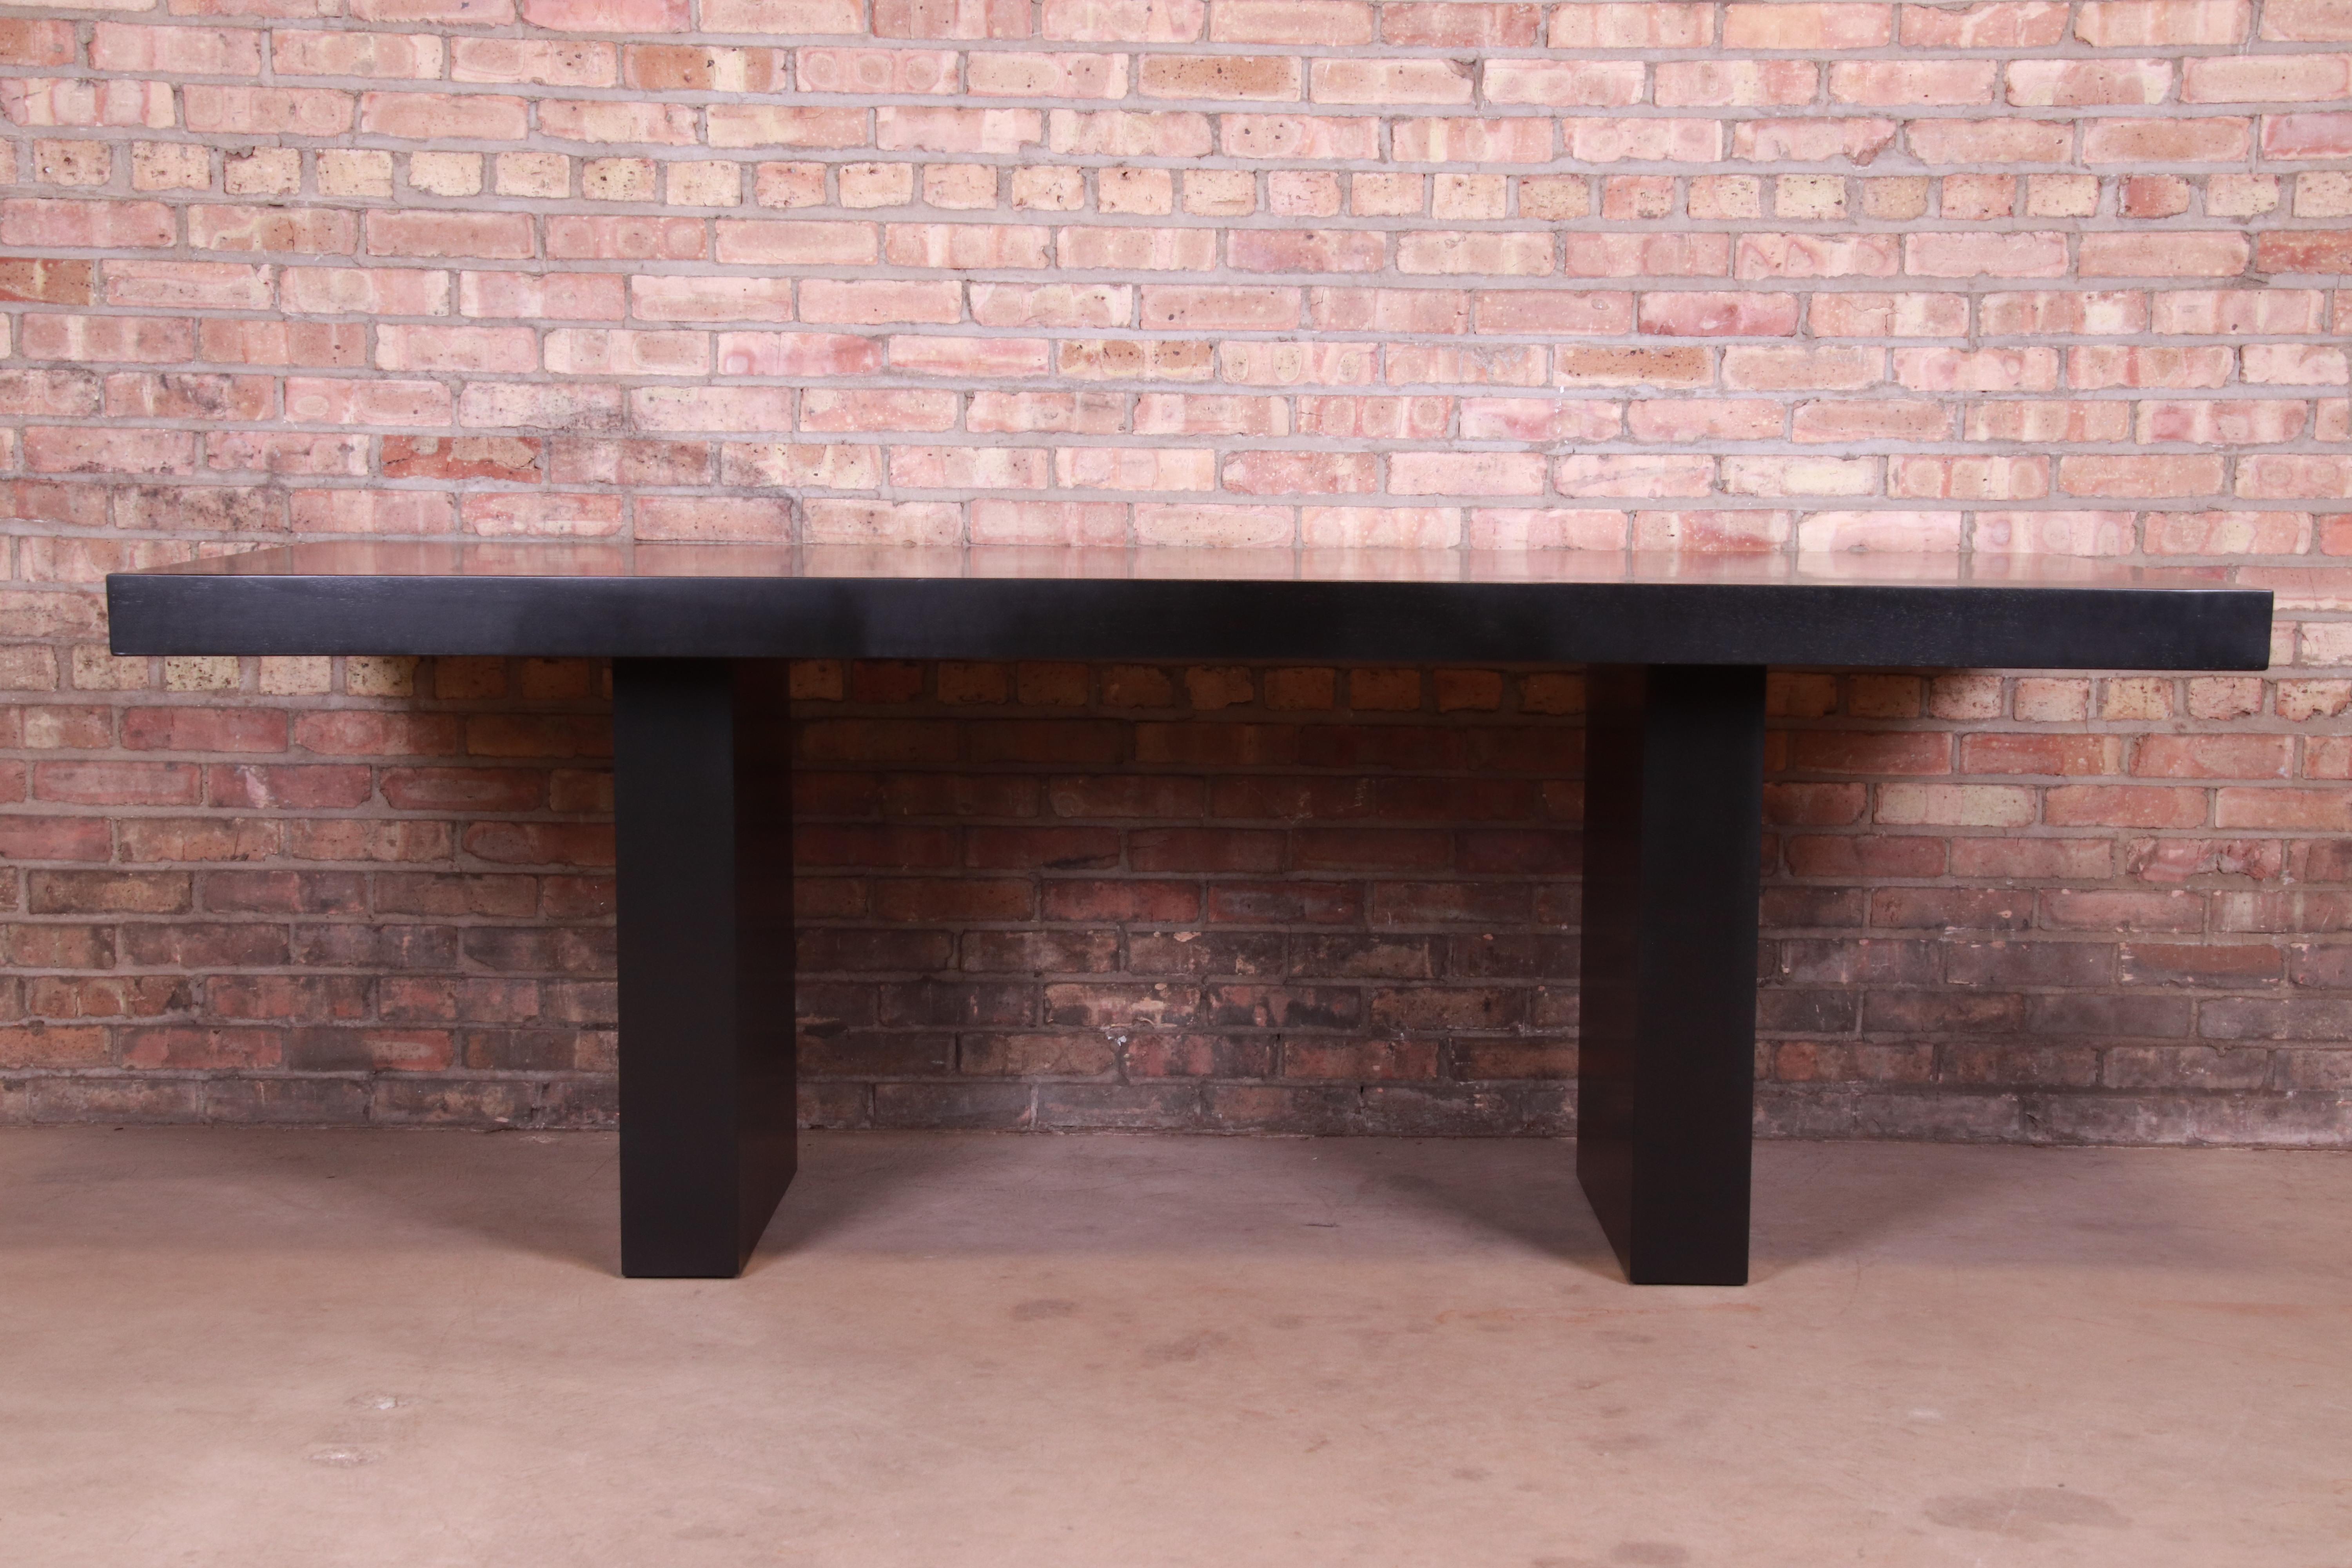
1 1132 2348 1568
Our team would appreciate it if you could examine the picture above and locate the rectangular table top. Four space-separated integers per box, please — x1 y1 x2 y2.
109 544 2272 670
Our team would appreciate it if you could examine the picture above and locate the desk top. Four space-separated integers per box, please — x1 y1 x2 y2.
109 544 2272 670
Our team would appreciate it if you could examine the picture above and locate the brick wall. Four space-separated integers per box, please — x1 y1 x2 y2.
0 0 2346 1140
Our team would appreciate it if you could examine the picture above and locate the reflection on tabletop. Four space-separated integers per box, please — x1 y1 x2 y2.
131 541 2259 591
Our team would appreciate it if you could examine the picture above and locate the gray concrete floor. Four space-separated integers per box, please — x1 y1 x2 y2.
1 1131 2348 1568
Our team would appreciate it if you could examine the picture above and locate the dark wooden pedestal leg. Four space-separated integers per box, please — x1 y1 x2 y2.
613 658 797 1278
1576 664 1766 1286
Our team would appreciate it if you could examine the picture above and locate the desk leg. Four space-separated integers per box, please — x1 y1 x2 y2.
613 658 797 1278
1576 664 1765 1286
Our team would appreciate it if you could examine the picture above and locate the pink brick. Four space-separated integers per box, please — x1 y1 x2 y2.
1223 114 1385 160
1724 2 1893 47
1141 286 1301 329
183 86 350 135
367 211 534 260
887 223 1053 270
1892 347 2060 391
542 100 701 144
1796 509 1963 550
1637 292 1800 336
633 385 800 433
1722 345 1882 390
25 428 200 475
2007 59 2173 107
1974 510 2137 554
636 497 796 542
2265 0 2352 37
1564 117 1724 162
1655 60 1820 106
544 329 710 377
1562 234 1729 278
2076 0 2250 43
548 217 708 262
1830 60 1998 104
873 0 1028 36
1791 399 1951 441
284 377 453 425
2136 400 2310 445
706 105 869 148
21 316 193 364
1131 503 1292 546
2083 118 2251 163
632 275 797 323
1389 451 1546 495
802 280 962 324
4 78 174 129
1397 232 1555 276
1735 234 1902 279
2080 232 2251 277
283 267 450 317
1811 292 1971 335
969 50 1128 96
2069 345 2234 388
1212 0 1374 42
455 38 617 83
465 272 628 321
188 207 357 256
2243 344 2350 384
1627 398 1782 440
1904 231 2069 278
1221 450 1378 494
1299 506 1460 546
1482 60 1646 106
1633 508 1793 551
523 0 687 25
1889 456 2049 499
969 498 1129 544
701 0 866 26
1901 1 2069 45
1905 118 2071 163
1469 289 1630 334
1965 401 2133 442
1312 57 1474 103
2058 454 2229 498
1043 0 1206 38
889 336 1051 376
273 29 443 76
799 388 960 431
1982 290 2148 335
1549 2 1713 45
1555 454 1713 498
3 198 175 249
97 23 265 73
715 220 877 266
2265 113 2352 159
376 324 539 374
2145 510 2311 554
1051 110 1214 156
716 332 884 376
2183 54 2352 102
359 91 526 140
2238 455 2352 499
877 106 1043 153
1058 226 1218 270
348 0 518 19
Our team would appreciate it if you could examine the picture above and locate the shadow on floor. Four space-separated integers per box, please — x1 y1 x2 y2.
5 1127 2317 1285
1298 1135 1625 1279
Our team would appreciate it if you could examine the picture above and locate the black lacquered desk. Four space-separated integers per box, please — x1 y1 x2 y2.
109 546 2272 1284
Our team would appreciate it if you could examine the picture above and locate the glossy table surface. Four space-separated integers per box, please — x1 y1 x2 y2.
109 544 2273 670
